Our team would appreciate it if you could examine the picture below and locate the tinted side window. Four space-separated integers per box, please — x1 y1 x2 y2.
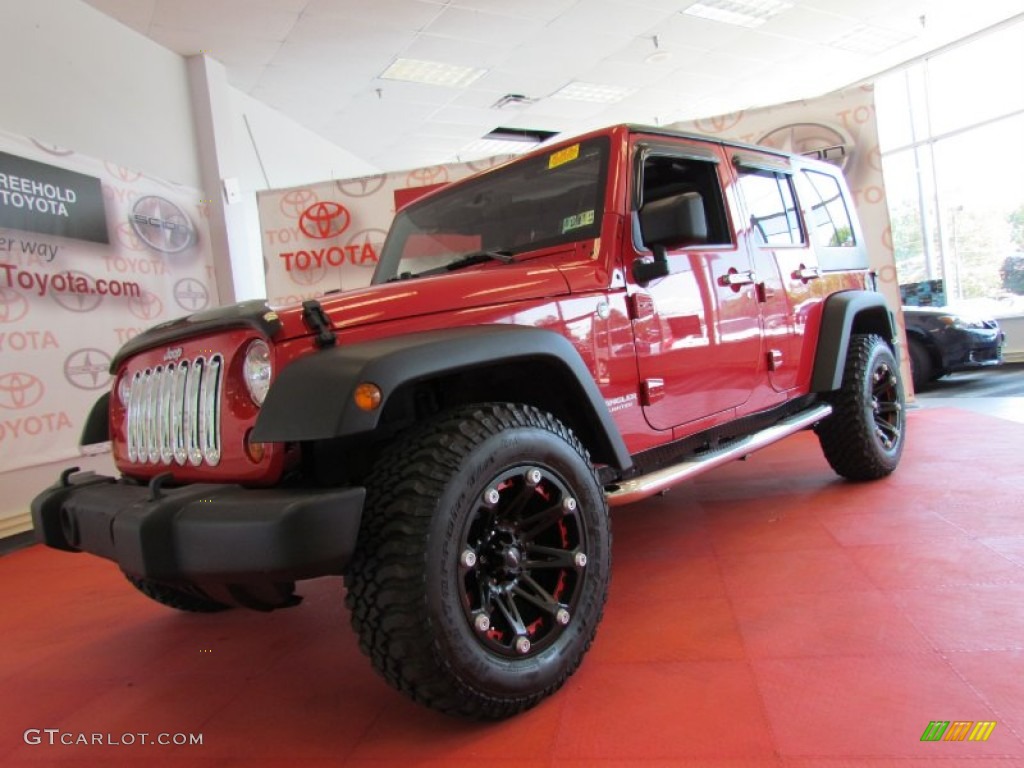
737 170 804 246
638 154 731 246
799 169 856 247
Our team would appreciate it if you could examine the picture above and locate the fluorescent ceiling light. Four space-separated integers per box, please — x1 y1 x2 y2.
683 0 793 29
552 81 636 103
380 58 487 88
828 25 915 55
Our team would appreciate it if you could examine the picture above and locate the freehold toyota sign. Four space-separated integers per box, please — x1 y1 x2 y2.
0 151 108 244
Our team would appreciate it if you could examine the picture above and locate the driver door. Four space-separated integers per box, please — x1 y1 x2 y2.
628 140 762 432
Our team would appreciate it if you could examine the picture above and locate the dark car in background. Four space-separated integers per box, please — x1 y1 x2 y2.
903 306 1004 390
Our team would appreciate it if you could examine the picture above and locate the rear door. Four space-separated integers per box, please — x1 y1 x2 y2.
730 151 818 392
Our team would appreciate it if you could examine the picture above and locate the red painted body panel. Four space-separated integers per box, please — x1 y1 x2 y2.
111 328 288 485
107 123 877 483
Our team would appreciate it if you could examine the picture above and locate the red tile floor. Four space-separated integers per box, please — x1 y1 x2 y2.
2 406 1023 766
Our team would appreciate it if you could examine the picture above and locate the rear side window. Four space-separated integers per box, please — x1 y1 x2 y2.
799 169 856 248
736 170 804 246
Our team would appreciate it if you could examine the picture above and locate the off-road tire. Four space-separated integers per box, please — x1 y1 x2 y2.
344 402 611 720
817 334 906 481
907 337 933 391
124 573 231 613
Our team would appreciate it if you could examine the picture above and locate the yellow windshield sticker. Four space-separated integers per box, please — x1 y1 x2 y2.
548 144 580 169
562 209 595 233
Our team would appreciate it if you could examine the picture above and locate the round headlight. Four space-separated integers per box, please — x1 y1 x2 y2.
117 373 132 406
243 339 272 406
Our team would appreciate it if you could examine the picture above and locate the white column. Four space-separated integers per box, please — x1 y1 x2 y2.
186 54 266 305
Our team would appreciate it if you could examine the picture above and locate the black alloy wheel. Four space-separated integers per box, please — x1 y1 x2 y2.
345 402 610 720
817 333 907 480
457 464 588 660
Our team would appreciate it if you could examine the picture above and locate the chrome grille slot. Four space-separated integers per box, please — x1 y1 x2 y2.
125 353 223 467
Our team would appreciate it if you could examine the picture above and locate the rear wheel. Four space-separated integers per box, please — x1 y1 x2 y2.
345 403 610 720
817 334 906 480
124 573 230 613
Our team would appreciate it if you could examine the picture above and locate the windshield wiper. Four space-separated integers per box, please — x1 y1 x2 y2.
392 250 515 281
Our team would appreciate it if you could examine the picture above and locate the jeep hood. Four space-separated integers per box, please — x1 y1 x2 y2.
273 261 573 341
107 262 574 369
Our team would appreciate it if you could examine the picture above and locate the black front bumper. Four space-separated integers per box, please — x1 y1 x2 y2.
31 471 365 584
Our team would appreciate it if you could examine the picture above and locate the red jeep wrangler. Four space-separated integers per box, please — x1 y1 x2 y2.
33 124 905 719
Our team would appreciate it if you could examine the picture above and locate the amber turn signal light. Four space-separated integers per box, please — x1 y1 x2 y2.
244 429 266 463
354 382 383 411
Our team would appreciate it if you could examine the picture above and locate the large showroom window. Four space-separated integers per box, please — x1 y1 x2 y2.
875 17 1024 314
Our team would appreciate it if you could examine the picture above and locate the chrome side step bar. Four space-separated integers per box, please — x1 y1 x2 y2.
604 403 833 507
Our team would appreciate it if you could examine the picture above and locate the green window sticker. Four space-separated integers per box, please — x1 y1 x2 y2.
562 210 595 233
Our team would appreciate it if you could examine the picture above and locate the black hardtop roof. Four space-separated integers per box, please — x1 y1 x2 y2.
400 122 831 211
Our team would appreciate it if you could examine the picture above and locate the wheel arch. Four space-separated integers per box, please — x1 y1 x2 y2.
252 325 633 471
905 327 942 367
810 291 897 392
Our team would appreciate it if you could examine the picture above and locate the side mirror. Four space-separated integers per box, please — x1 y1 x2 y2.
633 192 708 285
632 248 670 283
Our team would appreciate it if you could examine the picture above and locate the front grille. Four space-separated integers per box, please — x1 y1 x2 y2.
126 354 223 466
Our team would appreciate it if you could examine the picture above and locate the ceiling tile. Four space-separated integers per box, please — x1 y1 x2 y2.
225 64 266 92
150 0 301 40
147 24 282 66
80 0 1024 174
469 69 569 101
651 12 749 50
419 121 499 140
425 102 506 128
303 0 443 30
575 57 693 89
427 0 578 22
83 0 158 33
371 79 467 107
424 6 547 46
797 0 903 21
720 30 809 61
760 5 864 39
518 97 617 121
280 14 418 57
544 0 677 38
400 33 517 68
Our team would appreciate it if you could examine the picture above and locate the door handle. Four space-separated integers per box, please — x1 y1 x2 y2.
792 265 822 281
718 269 757 288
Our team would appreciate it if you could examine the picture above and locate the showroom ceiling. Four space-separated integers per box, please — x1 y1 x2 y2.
84 0 1022 173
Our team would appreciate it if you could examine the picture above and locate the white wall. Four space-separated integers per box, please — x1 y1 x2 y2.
0 0 201 189
0 0 201 537
226 89 382 301
0 0 381 538
230 89 381 192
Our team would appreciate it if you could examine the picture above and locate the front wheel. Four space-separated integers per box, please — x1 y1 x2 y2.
344 403 611 720
816 334 906 480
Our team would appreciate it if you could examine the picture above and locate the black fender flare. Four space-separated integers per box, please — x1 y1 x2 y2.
80 392 110 445
251 325 633 471
811 291 898 392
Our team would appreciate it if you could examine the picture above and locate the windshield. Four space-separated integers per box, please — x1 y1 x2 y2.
373 137 610 283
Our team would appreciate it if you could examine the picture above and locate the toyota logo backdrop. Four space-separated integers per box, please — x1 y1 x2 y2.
258 157 501 304
0 124 218 474
0 372 45 410
299 202 351 239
